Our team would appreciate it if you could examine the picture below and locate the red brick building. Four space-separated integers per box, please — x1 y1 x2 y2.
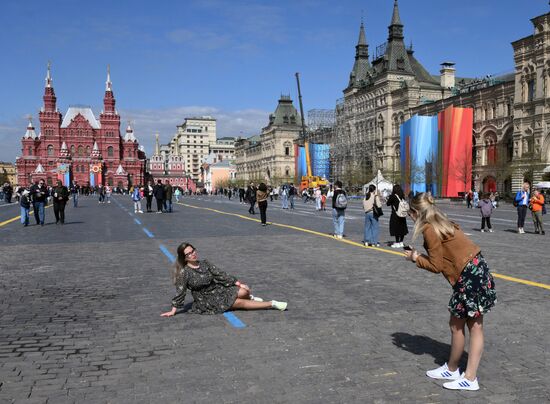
16 64 146 188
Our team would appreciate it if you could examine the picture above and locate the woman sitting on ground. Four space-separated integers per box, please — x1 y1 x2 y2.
160 242 287 317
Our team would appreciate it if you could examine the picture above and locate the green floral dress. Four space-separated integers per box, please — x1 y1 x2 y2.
171 260 239 314
448 253 497 319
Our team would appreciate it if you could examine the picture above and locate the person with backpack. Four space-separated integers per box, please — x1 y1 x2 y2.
363 184 382 247
404 192 496 391
245 183 257 214
529 188 545 235
257 183 269 226
288 183 296 209
387 184 408 248
513 181 530 234
332 180 347 239
478 193 494 233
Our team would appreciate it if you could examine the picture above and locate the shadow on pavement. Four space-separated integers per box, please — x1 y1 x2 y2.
391 332 469 369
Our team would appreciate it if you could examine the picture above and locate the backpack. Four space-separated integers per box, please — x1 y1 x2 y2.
395 195 409 218
334 192 348 209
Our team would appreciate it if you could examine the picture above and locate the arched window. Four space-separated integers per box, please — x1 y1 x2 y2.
28 147 32 156
75 165 80 173
47 145 54 156
86 146 91 156
284 141 292 156
70 145 76 155
108 146 114 157
81 165 85 173
78 146 84 156
285 166 290 177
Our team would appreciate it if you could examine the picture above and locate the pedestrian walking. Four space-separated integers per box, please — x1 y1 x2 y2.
363 184 382 247
289 183 296 209
514 181 530 233
132 185 144 213
98 185 106 203
246 182 256 214
281 184 289 209
478 193 494 233
52 180 69 224
174 187 181 202
228 189 232 200
405 192 496 391
314 187 322 211
70 181 80 207
160 242 287 317
321 191 327 211
257 183 269 226
332 181 347 239
472 190 479 208
164 180 173 213
239 187 245 203
29 179 47 226
466 190 473 209
144 181 154 212
530 188 545 235
105 185 112 203
2 182 13 203
153 180 165 213
387 184 409 247
20 189 31 226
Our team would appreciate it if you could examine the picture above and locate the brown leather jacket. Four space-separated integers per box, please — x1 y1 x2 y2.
415 223 481 286
256 190 269 203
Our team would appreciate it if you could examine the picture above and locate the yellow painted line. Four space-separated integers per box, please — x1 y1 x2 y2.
491 272 550 290
177 201 550 291
0 206 52 228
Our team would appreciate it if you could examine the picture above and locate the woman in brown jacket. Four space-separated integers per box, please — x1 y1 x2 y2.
256 183 269 226
404 193 497 391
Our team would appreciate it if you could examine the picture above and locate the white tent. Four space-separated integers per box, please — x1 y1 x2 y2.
363 170 393 194
534 181 550 189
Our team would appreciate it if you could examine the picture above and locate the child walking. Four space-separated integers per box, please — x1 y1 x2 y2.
20 189 31 226
478 193 494 232
404 193 497 391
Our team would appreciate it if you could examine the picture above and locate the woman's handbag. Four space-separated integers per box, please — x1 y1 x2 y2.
373 203 383 218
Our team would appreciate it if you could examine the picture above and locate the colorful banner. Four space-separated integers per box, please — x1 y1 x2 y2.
438 106 473 197
56 163 71 186
400 106 473 197
89 164 103 187
400 115 438 196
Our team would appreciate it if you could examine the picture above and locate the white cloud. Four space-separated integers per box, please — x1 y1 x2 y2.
0 106 269 162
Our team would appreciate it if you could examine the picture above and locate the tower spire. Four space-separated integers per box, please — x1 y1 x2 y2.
106 64 112 92
388 0 404 40
155 133 160 155
358 21 367 46
45 61 52 88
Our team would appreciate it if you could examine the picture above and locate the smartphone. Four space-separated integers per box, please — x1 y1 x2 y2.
403 245 412 251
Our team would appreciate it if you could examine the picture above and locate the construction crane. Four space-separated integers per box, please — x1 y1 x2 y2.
295 72 328 192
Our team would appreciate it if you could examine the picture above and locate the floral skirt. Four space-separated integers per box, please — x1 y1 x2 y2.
448 253 497 319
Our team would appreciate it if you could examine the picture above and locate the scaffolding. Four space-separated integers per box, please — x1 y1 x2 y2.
307 109 335 131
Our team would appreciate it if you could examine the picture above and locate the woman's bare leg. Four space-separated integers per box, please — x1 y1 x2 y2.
231 298 272 310
464 316 484 381
448 315 467 372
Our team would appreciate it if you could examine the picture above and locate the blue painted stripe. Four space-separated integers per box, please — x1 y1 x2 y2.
223 312 246 328
134 218 142 225
142 227 154 238
159 244 176 263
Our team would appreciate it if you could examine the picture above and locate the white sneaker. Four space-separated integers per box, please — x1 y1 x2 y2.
138 210 143 213
271 300 287 311
488 229 493 233
480 229 485 233
250 295 264 302
443 374 479 391
426 363 461 380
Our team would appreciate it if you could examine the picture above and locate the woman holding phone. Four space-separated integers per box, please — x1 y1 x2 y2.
404 193 497 391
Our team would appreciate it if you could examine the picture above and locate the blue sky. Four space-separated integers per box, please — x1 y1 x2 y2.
0 0 548 162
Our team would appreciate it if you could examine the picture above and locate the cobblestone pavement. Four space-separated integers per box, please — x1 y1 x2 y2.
0 195 548 403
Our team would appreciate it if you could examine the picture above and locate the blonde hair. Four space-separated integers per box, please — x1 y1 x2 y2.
410 193 455 240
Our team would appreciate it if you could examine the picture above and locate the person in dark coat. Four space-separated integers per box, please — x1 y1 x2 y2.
164 180 173 213
245 183 257 214
52 180 69 224
29 179 48 226
386 184 408 248
3 182 13 203
144 180 154 212
153 180 165 213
